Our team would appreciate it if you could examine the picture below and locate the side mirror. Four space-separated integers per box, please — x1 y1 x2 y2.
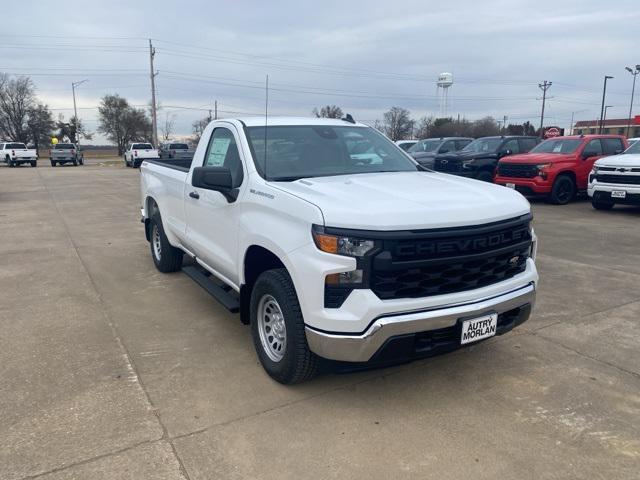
191 166 238 202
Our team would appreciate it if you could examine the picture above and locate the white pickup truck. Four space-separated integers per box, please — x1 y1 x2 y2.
1 142 38 167
124 142 159 168
589 140 640 209
140 117 538 384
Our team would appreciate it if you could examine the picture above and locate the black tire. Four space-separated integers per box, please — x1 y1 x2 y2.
72 159 78 166
51 161 56 167
79 157 84 165
149 213 183 273
250 269 319 384
31 161 37 167
548 175 575 205
124 156 130 168
592 198 614 210
476 170 494 183
9 160 15 168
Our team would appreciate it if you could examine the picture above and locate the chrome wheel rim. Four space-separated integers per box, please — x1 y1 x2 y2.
257 294 286 362
152 225 162 260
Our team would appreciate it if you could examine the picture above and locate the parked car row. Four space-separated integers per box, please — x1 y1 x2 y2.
409 133 637 209
50 143 84 166
124 142 195 168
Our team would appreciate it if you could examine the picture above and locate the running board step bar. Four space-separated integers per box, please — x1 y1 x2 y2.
182 265 240 313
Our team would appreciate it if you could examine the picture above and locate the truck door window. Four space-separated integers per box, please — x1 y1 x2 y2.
585 139 603 156
439 140 456 153
602 138 623 155
519 138 538 152
502 139 520 154
204 128 244 187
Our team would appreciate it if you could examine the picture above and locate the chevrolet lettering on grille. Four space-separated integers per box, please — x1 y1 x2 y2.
395 227 529 257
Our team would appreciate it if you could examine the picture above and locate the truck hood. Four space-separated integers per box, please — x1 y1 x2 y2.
499 152 573 164
273 171 530 230
595 153 640 167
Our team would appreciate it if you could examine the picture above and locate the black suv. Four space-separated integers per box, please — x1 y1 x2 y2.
432 136 540 182
408 137 473 169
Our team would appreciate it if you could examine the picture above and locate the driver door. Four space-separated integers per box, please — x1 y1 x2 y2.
578 139 603 188
185 126 245 286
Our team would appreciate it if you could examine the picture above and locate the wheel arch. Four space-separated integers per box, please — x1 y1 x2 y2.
240 245 289 325
143 196 161 242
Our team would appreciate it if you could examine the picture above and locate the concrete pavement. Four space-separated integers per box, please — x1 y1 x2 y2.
1 160 639 479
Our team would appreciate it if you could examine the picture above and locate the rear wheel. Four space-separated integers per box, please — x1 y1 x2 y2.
250 269 320 384
592 198 614 210
51 161 56 167
31 161 37 167
548 175 575 205
149 213 183 273
72 159 78 166
79 157 84 165
9 159 15 168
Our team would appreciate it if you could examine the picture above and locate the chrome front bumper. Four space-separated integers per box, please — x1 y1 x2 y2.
305 283 535 362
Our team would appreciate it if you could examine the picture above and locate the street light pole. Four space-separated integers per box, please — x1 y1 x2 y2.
71 79 88 145
625 65 640 138
603 105 613 126
599 75 614 134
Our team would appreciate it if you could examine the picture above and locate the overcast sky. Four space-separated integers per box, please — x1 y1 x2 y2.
2 0 639 143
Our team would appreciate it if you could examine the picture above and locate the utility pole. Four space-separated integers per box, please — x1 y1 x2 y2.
503 115 508 133
625 65 640 138
71 79 88 145
149 39 158 146
599 75 614 134
214 100 218 120
538 81 552 137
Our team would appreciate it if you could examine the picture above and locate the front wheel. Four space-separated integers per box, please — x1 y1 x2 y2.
30 161 37 167
592 198 614 210
149 213 183 273
250 269 319 384
548 175 575 205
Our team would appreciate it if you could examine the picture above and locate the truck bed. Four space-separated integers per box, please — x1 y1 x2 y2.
144 158 192 172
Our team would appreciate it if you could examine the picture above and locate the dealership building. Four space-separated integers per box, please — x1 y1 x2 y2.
573 116 640 137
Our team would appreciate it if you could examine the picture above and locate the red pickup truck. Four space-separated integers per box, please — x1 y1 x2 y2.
494 135 628 204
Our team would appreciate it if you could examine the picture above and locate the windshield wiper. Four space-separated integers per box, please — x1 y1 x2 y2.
268 176 307 182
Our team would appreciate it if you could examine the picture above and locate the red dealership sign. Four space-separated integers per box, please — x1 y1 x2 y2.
543 127 564 138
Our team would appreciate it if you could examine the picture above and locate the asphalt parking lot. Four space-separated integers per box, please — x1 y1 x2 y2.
1 159 639 480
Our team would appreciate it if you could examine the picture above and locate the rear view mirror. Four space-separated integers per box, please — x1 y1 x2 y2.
191 166 238 202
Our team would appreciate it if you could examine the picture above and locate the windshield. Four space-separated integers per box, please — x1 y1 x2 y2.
408 139 441 153
624 141 640 154
531 138 582 154
246 125 418 181
54 144 75 149
133 143 153 150
7 143 26 149
170 143 189 149
462 138 501 153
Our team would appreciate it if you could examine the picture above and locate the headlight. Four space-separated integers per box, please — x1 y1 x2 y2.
536 163 552 179
312 230 375 257
590 165 600 175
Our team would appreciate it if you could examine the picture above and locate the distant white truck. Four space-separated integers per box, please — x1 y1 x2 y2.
1 142 38 167
124 142 159 168
589 140 640 209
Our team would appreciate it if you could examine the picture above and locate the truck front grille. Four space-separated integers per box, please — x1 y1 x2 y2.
368 215 532 300
497 163 538 178
595 174 640 185
434 159 462 172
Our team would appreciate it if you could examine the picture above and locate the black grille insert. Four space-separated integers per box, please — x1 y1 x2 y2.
369 216 532 300
498 163 538 178
595 174 640 185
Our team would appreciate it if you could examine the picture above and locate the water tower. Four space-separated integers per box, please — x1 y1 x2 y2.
437 72 454 117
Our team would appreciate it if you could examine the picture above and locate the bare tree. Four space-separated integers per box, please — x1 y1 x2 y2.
312 105 343 118
191 117 209 143
160 112 176 141
56 114 93 144
382 106 414 141
471 116 500 137
414 116 434 139
0 74 36 142
98 94 153 155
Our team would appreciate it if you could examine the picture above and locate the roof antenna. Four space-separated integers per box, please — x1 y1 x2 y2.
264 74 269 180
342 113 355 124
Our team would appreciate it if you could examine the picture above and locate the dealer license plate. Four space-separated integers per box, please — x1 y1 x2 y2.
461 313 498 345
505 183 516 189
611 190 626 198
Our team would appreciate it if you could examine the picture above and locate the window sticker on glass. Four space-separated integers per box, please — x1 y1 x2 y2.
207 137 231 166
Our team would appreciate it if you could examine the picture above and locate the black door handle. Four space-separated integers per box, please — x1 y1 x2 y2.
189 191 200 199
